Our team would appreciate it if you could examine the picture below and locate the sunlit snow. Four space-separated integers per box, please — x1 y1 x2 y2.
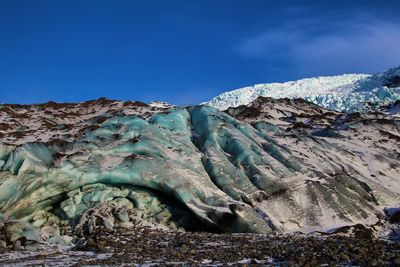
207 67 400 112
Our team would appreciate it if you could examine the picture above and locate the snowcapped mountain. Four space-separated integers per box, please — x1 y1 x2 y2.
206 67 400 112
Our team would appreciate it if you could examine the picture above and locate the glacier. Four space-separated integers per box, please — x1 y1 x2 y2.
206 67 400 112
0 98 399 247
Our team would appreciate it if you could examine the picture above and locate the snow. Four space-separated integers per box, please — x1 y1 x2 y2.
0 98 172 145
206 67 400 112
149 101 175 109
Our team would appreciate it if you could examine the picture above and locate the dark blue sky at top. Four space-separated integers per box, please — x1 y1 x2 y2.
1 0 400 105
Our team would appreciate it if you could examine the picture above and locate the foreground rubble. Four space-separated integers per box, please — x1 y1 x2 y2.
1 224 400 266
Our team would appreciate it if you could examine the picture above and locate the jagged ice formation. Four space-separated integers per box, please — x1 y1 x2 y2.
207 67 400 112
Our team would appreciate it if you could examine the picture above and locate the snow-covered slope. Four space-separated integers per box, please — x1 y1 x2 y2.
207 67 400 112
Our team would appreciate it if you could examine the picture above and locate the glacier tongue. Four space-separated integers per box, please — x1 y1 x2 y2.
206 67 400 112
0 97 399 246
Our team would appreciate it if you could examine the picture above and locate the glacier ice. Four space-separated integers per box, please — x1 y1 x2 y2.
1 98 399 246
206 67 400 112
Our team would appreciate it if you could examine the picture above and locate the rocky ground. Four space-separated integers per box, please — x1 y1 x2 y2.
1 225 400 266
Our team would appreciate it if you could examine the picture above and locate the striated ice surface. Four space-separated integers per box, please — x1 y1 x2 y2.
206 67 400 112
0 98 399 246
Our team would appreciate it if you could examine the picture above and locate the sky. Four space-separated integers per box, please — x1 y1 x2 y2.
1 0 400 105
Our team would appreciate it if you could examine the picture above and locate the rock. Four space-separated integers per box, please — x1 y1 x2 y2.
392 257 400 267
385 207 400 223
25 244 37 251
103 219 114 231
13 240 22 250
62 235 73 245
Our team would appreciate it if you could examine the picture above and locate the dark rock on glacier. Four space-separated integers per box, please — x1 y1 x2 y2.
0 97 399 245
385 207 400 223
384 75 400 88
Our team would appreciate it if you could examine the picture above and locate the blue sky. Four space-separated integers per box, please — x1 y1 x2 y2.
1 0 400 105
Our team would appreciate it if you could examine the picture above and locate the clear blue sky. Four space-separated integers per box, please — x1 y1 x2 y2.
1 0 400 105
